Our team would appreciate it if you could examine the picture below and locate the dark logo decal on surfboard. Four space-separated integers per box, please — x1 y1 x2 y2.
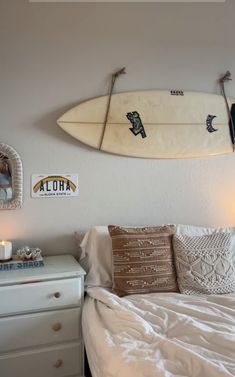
229 104 235 145
206 115 218 133
126 111 147 138
171 90 184 96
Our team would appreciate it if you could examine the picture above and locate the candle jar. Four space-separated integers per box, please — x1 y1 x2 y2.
0 241 12 261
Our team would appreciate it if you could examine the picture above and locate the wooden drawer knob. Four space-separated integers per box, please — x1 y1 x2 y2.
54 292 61 298
52 322 62 332
53 359 63 368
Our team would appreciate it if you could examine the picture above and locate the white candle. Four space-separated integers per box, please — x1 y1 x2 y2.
0 241 12 261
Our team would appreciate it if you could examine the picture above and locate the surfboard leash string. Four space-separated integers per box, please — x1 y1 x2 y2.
99 67 126 150
219 71 235 151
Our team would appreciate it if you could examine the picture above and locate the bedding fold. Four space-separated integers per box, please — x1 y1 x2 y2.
83 288 235 377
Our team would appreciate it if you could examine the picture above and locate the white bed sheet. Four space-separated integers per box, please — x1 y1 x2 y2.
82 288 235 377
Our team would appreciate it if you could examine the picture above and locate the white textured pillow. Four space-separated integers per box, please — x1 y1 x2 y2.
176 224 235 265
79 226 112 289
173 232 235 295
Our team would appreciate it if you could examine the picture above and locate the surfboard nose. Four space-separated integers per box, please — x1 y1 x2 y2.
57 96 109 148
57 110 105 149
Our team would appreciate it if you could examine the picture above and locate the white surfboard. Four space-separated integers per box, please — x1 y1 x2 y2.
57 90 235 158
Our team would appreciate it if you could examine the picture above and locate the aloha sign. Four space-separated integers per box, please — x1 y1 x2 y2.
31 174 79 198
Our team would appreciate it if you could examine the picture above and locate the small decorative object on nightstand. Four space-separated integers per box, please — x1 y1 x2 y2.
16 246 42 261
0 255 86 377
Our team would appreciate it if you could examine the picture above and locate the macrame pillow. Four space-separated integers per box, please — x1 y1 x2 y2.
108 225 178 297
173 233 235 295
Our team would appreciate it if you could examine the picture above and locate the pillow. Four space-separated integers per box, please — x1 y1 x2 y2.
173 232 235 295
79 226 112 289
176 224 235 265
108 225 178 297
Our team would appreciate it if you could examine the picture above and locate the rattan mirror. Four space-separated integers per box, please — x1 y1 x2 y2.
0 143 23 209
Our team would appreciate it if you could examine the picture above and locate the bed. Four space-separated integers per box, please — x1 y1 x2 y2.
79 225 235 377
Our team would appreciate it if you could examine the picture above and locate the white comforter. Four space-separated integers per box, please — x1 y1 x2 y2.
82 288 235 377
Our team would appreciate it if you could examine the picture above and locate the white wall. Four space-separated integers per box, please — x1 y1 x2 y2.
1 0 235 256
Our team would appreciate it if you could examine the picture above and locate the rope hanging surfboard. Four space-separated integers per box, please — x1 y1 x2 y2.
99 67 126 150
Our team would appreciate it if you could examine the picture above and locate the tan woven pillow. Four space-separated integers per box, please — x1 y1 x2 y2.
173 232 235 295
108 225 178 296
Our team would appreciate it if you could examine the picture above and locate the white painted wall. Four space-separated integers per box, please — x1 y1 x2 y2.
1 0 235 256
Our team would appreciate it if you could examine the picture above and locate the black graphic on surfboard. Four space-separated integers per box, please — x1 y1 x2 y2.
170 90 184 96
229 104 235 144
126 111 147 138
206 115 218 133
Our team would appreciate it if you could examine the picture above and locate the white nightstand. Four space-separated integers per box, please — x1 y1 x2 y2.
0 255 86 377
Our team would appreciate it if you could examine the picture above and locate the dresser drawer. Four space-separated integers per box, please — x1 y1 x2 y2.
0 277 82 315
0 342 83 377
0 308 81 352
